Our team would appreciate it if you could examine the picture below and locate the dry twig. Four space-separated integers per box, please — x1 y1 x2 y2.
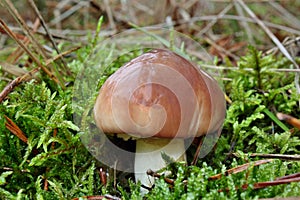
72 194 121 200
232 153 300 161
277 112 300 129
146 169 176 186
208 159 273 181
241 174 300 190
235 0 300 94
0 67 39 103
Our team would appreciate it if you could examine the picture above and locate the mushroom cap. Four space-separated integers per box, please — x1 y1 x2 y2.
94 49 226 138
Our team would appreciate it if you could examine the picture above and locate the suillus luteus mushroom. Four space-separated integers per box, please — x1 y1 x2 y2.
94 48 226 190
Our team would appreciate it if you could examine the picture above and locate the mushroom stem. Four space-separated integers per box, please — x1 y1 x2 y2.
134 138 186 190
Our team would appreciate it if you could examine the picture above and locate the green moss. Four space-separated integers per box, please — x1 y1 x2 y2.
1 30 300 199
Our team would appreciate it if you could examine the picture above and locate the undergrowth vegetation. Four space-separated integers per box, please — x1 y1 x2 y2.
0 29 300 199
1 1 300 198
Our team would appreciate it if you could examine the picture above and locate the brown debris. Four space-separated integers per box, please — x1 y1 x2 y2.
0 46 80 103
208 35 246 63
208 159 273 181
277 112 300 129
4 115 28 144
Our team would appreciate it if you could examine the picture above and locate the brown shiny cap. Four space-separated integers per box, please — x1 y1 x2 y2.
94 49 226 138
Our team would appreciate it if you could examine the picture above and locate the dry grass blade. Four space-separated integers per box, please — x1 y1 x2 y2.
4 115 28 143
235 0 300 94
196 3 233 37
0 47 79 103
0 19 61 86
208 159 273 181
269 1 300 30
52 0 70 29
0 62 28 76
265 36 300 56
2 0 47 58
27 0 68 71
178 15 300 35
50 1 89 26
201 64 300 73
0 25 25 40
6 18 40 64
225 93 232 104
233 1 254 44
44 46 81 66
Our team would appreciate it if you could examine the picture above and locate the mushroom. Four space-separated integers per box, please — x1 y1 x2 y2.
93 48 226 190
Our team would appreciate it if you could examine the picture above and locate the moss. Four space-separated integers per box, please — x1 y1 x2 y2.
1 31 300 199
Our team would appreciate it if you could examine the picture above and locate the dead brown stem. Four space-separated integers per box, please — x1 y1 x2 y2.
0 19 61 86
72 195 121 200
208 159 273 181
99 168 107 186
4 115 28 143
218 172 300 192
275 172 300 181
232 153 300 161
2 0 48 58
7 18 40 64
146 169 175 185
190 136 204 166
0 46 80 103
246 175 300 190
27 0 69 74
